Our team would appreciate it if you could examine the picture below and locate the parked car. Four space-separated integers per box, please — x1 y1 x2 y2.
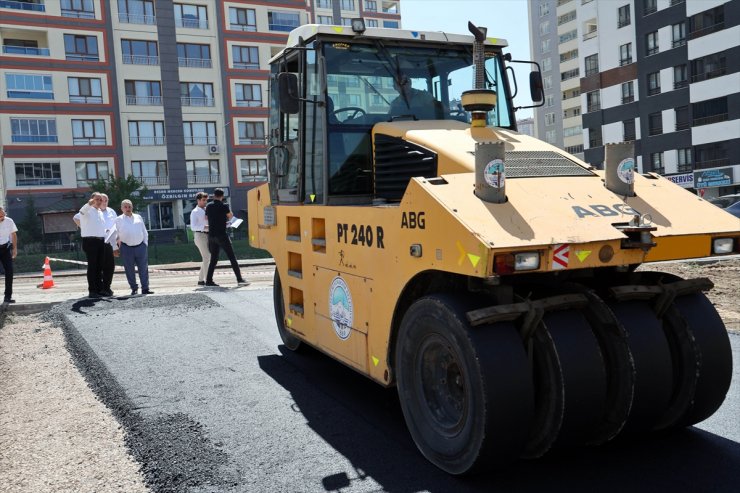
709 193 740 208
723 201 740 218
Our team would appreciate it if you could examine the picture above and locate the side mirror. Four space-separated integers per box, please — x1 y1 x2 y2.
278 73 299 114
268 145 289 177
529 71 544 103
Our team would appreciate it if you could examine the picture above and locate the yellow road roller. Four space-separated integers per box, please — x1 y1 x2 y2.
248 21 740 474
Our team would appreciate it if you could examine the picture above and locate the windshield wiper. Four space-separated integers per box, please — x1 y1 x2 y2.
358 75 391 105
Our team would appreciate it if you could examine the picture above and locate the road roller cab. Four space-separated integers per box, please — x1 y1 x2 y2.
248 21 740 474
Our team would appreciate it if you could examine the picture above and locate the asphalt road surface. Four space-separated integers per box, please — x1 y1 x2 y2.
54 288 739 493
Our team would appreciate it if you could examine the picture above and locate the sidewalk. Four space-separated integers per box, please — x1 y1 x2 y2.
2 258 276 316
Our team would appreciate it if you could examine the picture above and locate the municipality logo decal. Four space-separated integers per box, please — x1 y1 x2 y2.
484 159 505 188
329 276 353 340
617 158 635 184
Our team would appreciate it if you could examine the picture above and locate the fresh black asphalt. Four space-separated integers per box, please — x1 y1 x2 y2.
46 289 740 493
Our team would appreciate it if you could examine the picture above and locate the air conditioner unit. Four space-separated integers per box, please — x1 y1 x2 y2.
208 144 220 155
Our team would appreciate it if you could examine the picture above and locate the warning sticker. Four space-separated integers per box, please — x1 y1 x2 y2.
553 244 569 270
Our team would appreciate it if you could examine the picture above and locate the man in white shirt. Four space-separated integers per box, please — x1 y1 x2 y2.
0 206 19 303
100 194 118 296
78 192 107 298
189 191 210 286
115 199 152 296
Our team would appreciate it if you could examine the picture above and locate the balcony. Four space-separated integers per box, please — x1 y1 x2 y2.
2 45 49 56
70 95 103 103
689 22 724 40
693 113 728 127
11 135 57 143
176 17 208 29
583 30 597 41
126 95 162 105
129 136 165 146
65 53 99 62
269 22 299 32
17 177 62 186
62 8 94 18
187 174 220 185
184 136 217 145
119 12 155 24
0 0 45 12
73 137 106 145
229 23 256 32
181 97 214 107
691 67 727 83
123 54 159 65
233 61 259 70
695 158 729 169
178 57 212 68
136 175 168 186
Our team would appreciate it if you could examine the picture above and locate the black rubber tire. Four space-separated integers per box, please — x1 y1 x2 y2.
395 294 533 474
522 309 607 458
273 270 303 351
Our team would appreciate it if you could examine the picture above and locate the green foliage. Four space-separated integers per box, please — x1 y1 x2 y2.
87 175 149 214
17 195 42 246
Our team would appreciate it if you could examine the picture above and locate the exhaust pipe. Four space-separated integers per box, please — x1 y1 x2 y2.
475 141 506 203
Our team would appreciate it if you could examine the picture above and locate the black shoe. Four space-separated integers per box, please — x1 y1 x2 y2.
4 298 15 303
88 292 101 299
205 281 219 287
237 279 250 286
131 289 138 295
198 281 206 286
142 289 154 295
101 288 114 297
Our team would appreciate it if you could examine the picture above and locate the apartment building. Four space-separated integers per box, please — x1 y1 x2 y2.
0 0 401 244
529 0 739 200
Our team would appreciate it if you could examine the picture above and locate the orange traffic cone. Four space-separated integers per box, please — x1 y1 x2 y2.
41 256 54 289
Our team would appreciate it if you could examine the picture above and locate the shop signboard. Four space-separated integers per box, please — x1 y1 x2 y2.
694 168 733 189
135 187 230 201
665 173 694 188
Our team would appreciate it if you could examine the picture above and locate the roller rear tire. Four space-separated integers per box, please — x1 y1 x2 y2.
273 270 303 351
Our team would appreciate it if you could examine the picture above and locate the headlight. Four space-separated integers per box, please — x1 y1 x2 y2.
712 238 734 254
514 252 540 271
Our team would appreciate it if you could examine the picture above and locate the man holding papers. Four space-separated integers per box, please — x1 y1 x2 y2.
204 188 248 287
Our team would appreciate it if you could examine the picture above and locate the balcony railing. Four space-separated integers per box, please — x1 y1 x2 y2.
646 47 659 56
619 57 632 66
693 113 728 127
622 95 634 104
176 17 208 29
623 133 636 141
675 121 690 131
689 22 724 40
673 80 688 90
0 0 45 12
589 138 603 148
269 22 299 32
647 86 661 96
70 95 103 103
65 53 99 61
691 67 727 83
129 136 165 146
178 57 212 68
11 135 57 143
187 174 220 185
136 175 168 186
672 38 686 48
695 158 729 169
7 90 53 99
126 95 162 105
184 136 217 145
73 137 106 145
119 12 155 24
233 61 259 70
587 103 600 113
3 45 50 56
16 178 62 186
62 9 94 18
181 97 214 106
123 54 159 65
229 23 257 32
648 126 663 136
235 100 262 107
644 5 657 15
583 30 597 41
239 137 266 145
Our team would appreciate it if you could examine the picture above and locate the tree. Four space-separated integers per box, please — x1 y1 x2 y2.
17 195 42 246
87 175 149 215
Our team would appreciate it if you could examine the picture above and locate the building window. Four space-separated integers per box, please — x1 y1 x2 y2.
340 18 353 26
545 130 557 144
646 31 659 56
177 43 212 68
121 39 159 65
692 97 728 127
180 82 214 106
174 3 208 29
544 113 555 126
186 160 219 185
541 39 551 54
621 81 634 104
240 159 267 182
366 19 378 27
647 72 661 96
125 80 162 105
317 0 332 8
673 65 688 89
132 160 168 186
644 0 657 15
340 0 355 9
559 30 577 44
229 7 256 31
10 118 57 143
238 121 265 145
144 202 174 230
588 127 602 147
540 20 550 36
15 162 61 186
539 2 549 17
565 145 584 154
268 11 300 32
364 1 377 12
118 0 155 24
5 73 53 99
235 83 262 107
677 148 692 172
564 125 582 137
72 119 106 145
617 4 630 28
543 75 552 90
76 161 110 187
183 121 217 145
623 119 636 141
694 143 727 169
383 20 399 28
560 49 578 62
675 105 689 130
648 112 663 136
545 94 554 107
63 34 99 61
584 54 599 76
542 57 552 72
650 152 664 174
586 90 600 112
232 45 259 69
317 15 333 25
61 0 95 19
672 22 686 48
558 10 576 26
689 5 724 40
3 0 45 12
691 52 726 83
128 121 165 146
69 77 103 103
561 68 579 81
619 43 632 66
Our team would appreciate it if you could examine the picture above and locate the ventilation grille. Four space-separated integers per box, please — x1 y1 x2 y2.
374 134 438 201
502 151 595 177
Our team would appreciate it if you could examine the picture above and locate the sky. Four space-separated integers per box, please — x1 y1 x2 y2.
399 0 535 119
